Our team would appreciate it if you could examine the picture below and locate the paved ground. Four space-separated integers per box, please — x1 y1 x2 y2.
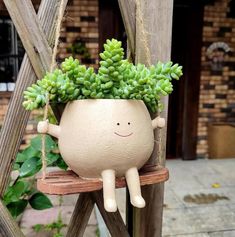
163 158 235 237
20 158 235 236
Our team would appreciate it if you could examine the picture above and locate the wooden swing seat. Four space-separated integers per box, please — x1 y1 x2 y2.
37 164 169 195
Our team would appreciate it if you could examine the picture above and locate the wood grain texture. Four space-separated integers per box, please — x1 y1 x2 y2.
0 200 24 237
92 191 130 237
0 0 68 196
37 165 169 195
118 0 136 58
133 1 174 237
3 0 52 79
66 193 94 237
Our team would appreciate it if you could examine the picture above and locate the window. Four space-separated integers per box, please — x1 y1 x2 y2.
0 17 24 91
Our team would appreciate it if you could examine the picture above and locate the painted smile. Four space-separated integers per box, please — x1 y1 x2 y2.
114 132 133 137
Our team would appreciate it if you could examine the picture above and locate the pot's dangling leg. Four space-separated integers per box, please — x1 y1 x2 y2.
125 167 146 208
101 169 117 212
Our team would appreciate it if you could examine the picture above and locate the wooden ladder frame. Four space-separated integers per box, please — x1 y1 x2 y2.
0 0 174 236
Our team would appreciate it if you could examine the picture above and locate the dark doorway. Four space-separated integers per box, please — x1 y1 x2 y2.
99 0 125 52
167 1 204 159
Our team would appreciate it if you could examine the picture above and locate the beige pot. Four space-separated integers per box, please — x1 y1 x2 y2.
38 99 165 212
58 99 154 178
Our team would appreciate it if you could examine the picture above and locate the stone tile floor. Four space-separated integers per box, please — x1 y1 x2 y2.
163 159 235 237
20 158 235 236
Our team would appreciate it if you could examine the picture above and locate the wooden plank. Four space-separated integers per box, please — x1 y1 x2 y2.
3 0 52 79
118 0 136 58
0 0 68 196
66 193 94 237
37 166 169 195
92 191 130 237
0 199 24 237
133 1 174 237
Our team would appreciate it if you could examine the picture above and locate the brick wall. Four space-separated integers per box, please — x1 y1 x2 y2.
0 94 10 127
58 0 99 68
197 0 235 158
0 93 43 149
0 0 99 149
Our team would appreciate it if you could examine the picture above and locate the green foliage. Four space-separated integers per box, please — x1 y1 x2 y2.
19 157 42 178
96 228 100 237
3 135 67 219
7 200 28 218
33 211 66 237
29 192 53 210
68 39 91 59
23 38 183 112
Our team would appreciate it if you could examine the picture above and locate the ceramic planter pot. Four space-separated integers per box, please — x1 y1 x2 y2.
38 99 165 212
59 99 154 178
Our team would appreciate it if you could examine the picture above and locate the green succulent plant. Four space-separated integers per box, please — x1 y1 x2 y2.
23 39 183 113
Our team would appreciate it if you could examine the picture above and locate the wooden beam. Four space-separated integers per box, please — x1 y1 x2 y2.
118 0 136 58
133 1 174 237
92 191 130 237
0 0 68 196
66 193 94 237
3 0 52 79
0 199 24 237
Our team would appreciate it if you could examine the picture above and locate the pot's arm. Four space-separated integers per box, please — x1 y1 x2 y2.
37 120 61 138
152 116 165 130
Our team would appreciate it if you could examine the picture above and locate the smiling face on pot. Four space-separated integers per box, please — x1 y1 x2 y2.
58 99 154 178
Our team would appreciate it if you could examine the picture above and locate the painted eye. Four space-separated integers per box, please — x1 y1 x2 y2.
128 122 131 125
117 123 120 125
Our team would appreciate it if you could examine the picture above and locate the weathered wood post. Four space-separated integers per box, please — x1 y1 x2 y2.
0 0 173 236
134 1 174 236
0 0 67 236
0 0 67 195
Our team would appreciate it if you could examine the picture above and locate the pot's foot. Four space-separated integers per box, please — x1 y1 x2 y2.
104 199 117 212
131 196 146 208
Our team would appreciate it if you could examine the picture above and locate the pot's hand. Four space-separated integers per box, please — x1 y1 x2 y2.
37 120 49 134
152 116 165 129
37 120 61 138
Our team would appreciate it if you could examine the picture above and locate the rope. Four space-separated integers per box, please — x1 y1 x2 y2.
41 94 49 180
41 0 65 180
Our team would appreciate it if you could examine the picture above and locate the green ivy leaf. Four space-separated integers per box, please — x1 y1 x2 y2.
15 153 27 163
31 135 57 152
22 146 40 159
29 192 53 210
3 181 29 205
13 163 20 171
3 188 19 205
13 180 29 195
46 152 60 166
19 157 42 178
7 200 28 218
56 158 68 170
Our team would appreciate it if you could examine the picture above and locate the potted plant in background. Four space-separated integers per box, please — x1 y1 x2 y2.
23 39 182 212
